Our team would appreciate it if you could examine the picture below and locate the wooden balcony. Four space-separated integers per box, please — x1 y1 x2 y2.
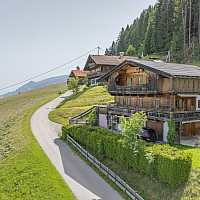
108 84 157 94
108 106 200 122
88 72 106 79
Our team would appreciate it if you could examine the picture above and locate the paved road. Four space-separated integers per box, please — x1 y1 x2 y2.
31 91 123 200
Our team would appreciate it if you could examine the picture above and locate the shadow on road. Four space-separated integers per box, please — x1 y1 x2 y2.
54 138 105 199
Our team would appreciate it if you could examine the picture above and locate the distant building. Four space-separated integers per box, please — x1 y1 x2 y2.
84 53 139 86
69 70 87 85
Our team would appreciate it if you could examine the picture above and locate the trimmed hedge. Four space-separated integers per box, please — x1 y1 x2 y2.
62 125 192 186
148 145 193 186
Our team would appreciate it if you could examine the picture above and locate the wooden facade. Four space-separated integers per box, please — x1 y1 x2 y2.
84 55 139 86
101 60 200 140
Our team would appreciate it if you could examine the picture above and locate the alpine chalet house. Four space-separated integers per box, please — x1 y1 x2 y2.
98 60 200 142
84 53 139 86
69 70 87 85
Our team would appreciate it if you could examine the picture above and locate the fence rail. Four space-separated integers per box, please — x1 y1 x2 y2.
66 134 144 200
71 107 95 120
69 119 91 125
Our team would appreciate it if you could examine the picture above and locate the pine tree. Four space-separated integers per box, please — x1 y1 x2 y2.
106 0 200 61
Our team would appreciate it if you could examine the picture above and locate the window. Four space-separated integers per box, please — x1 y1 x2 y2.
121 98 124 105
183 99 187 111
138 77 142 84
155 99 159 108
127 98 131 106
139 99 143 106
176 100 180 108
129 78 133 86
198 100 200 108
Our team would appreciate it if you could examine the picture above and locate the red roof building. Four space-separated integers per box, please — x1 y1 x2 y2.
70 70 87 77
69 70 87 85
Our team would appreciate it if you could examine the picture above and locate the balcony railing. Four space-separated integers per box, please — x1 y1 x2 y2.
108 84 157 94
87 72 106 79
108 106 200 122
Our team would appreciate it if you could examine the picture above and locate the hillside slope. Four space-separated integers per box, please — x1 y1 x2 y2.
49 86 114 125
0 75 68 98
0 83 76 199
107 0 200 63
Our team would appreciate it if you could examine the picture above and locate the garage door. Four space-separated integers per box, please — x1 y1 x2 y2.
146 121 163 140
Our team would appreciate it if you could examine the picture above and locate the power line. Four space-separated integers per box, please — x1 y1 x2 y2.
0 47 98 91
99 47 106 52
33 57 88 83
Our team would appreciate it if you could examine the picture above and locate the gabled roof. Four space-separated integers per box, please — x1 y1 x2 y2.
98 60 200 81
84 55 139 70
69 70 87 77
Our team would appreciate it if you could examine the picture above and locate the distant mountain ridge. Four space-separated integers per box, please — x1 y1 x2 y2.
0 75 68 98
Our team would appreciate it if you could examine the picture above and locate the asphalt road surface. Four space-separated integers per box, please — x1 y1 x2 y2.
31 90 123 200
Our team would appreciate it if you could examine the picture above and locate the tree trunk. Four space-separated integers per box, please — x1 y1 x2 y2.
189 0 191 47
183 0 187 57
199 1 200 46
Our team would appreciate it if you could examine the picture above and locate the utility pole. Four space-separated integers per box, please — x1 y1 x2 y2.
97 46 100 55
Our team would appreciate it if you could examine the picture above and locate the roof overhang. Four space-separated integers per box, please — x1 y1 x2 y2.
98 60 173 82
177 94 199 97
182 119 200 124
84 55 97 71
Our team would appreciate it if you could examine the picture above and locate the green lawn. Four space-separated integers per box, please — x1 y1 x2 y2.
0 83 76 199
49 86 114 125
51 85 200 200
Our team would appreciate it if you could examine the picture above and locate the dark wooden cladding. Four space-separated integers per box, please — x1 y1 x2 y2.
173 78 200 93
107 63 200 94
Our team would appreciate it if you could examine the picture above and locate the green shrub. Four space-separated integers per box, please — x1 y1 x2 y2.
62 125 192 186
98 82 104 86
148 144 193 186
167 118 176 146
83 86 88 90
88 110 98 126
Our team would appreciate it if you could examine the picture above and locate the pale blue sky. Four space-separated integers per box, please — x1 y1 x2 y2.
0 0 157 94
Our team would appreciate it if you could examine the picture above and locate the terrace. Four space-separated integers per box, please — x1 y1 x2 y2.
108 105 200 122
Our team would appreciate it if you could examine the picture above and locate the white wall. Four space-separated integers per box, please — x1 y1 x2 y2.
91 78 98 86
99 114 107 128
196 95 200 111
163 121 169 142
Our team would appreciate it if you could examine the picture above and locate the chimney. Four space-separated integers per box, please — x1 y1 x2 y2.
119 52 124 59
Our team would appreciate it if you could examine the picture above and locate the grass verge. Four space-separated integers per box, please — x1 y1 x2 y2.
0 83 76 199
49 86 114 125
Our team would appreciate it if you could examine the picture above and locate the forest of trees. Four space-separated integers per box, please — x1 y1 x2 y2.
105 0 200 62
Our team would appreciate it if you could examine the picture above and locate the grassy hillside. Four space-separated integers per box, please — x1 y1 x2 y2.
50 85 200 200
49 86 114 125
0 83 76 199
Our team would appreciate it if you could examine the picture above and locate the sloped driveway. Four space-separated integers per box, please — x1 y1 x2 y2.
31 91 123 200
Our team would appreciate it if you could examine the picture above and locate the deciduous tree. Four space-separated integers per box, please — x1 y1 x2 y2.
119 111 147 153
